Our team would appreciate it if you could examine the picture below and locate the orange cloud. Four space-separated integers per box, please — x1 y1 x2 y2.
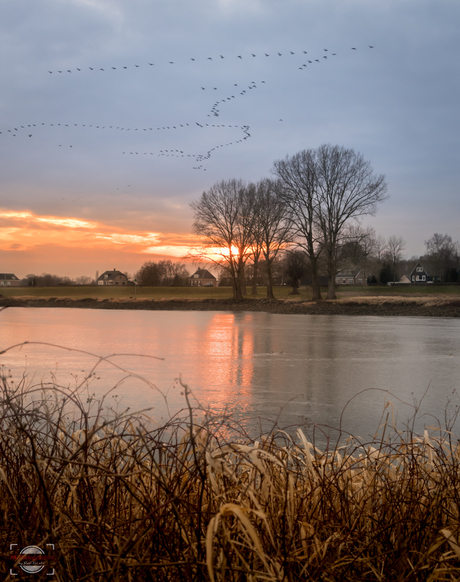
0 208 201 259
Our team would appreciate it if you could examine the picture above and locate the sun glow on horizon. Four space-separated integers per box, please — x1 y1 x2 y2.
0 208 202 265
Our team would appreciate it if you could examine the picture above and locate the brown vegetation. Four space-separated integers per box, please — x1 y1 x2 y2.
1 368 460 580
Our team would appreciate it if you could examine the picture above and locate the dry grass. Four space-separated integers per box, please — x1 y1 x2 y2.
2 283 459 303
1 368 460 581
332 294 460 307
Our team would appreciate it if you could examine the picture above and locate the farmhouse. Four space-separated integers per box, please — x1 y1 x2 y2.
97 269 129 286
189 269 217 287
0 273 21 287
409 261 431 283
335 269 373 286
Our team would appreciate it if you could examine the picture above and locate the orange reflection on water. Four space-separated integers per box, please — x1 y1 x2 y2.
200 313 255 416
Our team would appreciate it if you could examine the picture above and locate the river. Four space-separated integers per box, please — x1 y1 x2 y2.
1 307 459 445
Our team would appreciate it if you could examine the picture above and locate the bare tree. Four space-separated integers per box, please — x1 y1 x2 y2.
75 275 93 285
386 235 406 283
338 225 377 269
373 235 387 265
272 150 323 300
314 145 388 299
282 250 309 295
274 146 388 300
424 233 459 280
190 179 258 299
255 179 292 299
136 260 189 286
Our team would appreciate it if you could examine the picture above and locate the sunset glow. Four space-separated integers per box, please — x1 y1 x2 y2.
0 207 202 277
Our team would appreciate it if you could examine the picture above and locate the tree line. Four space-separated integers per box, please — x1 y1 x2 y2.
20 260 190 287
191 144 388 300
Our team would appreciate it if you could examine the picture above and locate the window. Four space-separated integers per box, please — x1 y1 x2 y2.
348 278 353 284
422 275 426 281
416 266 423 272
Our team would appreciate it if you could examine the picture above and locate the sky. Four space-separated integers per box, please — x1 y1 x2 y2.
1 0 459 279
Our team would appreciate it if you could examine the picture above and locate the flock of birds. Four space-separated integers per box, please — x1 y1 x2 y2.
44 46 374 75
1 46 374 171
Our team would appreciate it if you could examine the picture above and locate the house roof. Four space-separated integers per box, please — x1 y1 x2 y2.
98 269 128 281
190 269 216 280
0 273 19 280
409 261 430 276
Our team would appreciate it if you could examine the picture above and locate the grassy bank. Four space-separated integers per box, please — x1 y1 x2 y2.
1 374 460 580
1 283 460 301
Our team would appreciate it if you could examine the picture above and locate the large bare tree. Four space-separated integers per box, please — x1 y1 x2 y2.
272 150 324 300
190 179 258 299
273 146 388 300
314 145 388 298
255 179 292 299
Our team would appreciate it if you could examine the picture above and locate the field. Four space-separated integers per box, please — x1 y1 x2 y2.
1 283 460 301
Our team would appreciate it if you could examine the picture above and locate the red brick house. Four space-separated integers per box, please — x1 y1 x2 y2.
189 269 217 287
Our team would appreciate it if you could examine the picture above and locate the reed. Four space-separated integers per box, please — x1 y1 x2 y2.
1 371 460 580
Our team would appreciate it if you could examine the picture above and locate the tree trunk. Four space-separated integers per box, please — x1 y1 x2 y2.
251 255 259 296
231 277 239 299
266 269 275 300
236 258 246 299
326 276 337 300
310 257 322 301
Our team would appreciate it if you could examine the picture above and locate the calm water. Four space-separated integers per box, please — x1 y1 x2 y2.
1 307 460 444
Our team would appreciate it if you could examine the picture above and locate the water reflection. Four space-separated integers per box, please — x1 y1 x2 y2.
1 308 460 446
200 313 254 416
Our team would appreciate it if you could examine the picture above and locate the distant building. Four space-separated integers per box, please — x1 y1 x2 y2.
189 269 217 287
335 268 373 285
409 261 431 283
97 269 129 286
0 273 21 287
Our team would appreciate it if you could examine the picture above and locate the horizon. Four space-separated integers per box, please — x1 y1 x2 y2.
1 1 459 277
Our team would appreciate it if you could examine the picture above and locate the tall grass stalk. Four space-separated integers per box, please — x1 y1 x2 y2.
1 368 460 580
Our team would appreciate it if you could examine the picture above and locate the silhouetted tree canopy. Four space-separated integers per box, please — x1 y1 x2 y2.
136 260 189 286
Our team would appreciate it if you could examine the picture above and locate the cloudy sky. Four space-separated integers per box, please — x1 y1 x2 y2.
1 0 459 279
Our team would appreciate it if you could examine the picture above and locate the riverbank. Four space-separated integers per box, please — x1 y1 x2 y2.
2 294 460 316
1 376 459 581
